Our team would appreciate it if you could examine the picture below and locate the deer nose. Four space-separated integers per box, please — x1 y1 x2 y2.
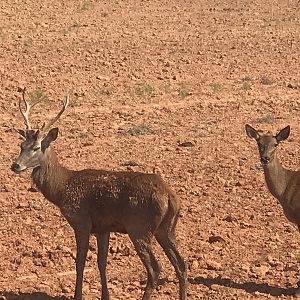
11 162 21 173
261 157 270 165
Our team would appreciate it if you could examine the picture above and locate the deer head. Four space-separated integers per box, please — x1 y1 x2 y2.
245 124 290 165
11 89 69 173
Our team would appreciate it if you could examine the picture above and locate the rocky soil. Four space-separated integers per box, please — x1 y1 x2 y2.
1 0 300 299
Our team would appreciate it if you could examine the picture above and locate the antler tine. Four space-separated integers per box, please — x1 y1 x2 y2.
41 95 69 133
19 88 47 130
19 88 31 130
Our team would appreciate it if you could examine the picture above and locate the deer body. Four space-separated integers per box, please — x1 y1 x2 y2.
262 155 300 224
246 124 300 295
33 148 175 233
12 90 187 300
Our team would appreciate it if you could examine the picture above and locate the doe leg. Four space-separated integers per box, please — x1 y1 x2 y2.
73 227 90 300
96 232 110 300
129 234 161 300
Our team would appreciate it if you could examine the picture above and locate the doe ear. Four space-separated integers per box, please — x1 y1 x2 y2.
41 127 59 151
245 124 260 140
276 125 290 142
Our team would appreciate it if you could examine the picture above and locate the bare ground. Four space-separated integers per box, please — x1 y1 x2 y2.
1 0 300 299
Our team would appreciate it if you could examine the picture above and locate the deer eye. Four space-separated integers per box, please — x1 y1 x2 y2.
33 147 40 152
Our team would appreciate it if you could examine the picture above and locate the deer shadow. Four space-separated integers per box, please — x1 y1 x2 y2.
2 277 296 299
0 292 69 300
189 275 296 297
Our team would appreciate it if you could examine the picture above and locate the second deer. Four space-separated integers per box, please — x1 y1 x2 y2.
11 89 187 300
245 124 300 296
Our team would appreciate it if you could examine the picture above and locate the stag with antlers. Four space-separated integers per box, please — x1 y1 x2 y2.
11 89 187 300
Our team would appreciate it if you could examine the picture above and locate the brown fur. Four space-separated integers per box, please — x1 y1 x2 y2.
14 139 187 300
245 124 300 296
12 93 186 299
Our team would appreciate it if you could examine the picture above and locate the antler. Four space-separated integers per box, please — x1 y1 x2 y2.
40 95 69 133
19 88 46 130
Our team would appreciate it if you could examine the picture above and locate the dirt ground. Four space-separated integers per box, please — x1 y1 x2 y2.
1 0 300 299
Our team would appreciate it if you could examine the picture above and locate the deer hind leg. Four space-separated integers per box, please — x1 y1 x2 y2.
129 234 161 300
73 225 91 300
155 221 187 300
96 232 110 300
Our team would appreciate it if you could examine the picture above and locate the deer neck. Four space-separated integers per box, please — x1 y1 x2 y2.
32 147 70 207
262 154 290 202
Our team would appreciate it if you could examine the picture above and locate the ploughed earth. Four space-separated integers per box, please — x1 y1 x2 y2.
0 0 300 299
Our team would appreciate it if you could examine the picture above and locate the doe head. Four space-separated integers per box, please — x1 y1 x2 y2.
11 89 69 173
245 124 290 165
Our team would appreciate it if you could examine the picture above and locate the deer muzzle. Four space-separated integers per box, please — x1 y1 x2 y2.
261 157 271 165
11 162 26 173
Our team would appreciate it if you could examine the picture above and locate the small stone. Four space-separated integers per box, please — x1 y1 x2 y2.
96 75 110 81
60 245 73 254
16 202 28 209
260 76 273 85
152 166 163 175
4 184 13 192
223 214 235 222
235 180 243 186
208 235 225 244
61 285 72 293
190 259 199 270
178 141 195 147
284 263 298 272
37 283 51 294
210 284 220 291
242 264 250 273
287 83 298 89
253 265 270 276
206 260 222 271
17 86 25 92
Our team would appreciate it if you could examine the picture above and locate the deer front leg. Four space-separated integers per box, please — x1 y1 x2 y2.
96 232 110 300
74 227 90 300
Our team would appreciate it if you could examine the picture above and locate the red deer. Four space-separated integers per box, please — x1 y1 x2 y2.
246 124 300 296
11 89 187 300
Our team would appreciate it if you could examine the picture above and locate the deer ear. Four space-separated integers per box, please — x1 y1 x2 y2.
41 128 59 151
245 124 260 140
276 125 290 142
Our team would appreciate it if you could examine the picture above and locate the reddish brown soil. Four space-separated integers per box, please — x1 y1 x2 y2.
1 0 300 299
